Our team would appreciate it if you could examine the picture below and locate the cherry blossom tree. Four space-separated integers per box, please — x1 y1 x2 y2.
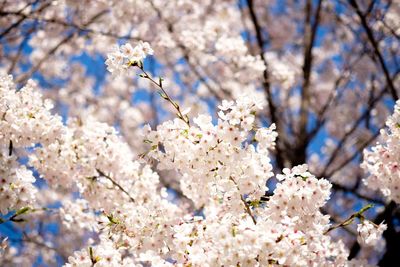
0 0 399 266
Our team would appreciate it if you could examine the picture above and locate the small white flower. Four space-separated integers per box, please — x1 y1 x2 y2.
120 43 135 59
138 41 154 55
357 220 387 246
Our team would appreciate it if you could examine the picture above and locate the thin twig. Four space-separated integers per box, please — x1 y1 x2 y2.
96 169 135 203
324 204 373 234
229 177 257 224
136 64 190 127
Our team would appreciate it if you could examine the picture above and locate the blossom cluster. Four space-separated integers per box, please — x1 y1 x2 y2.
0 0 399 263
362 101 400 203
105 41 154 75
0 75 64 148
167 166 353 266
143 93 272 209
58 43 387 265
0 34 392 265
0 75 63 215
0 75 181 265
0 152 37 214
64 164 373 267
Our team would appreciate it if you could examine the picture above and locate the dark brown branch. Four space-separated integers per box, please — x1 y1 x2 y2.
331 181 384 205
325 129 381 179
319 76 397 177
15 10 108 84
147 0 230 101
246 0 285 170
297 0 323 152
0 1 51 40
8 140 12 156
0 11 142 42
8 25 36 73
348 0 398 99
307 50 366 142
10 235 68 262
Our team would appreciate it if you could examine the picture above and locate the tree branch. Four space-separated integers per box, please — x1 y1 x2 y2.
246 0 285 170
96 169 135 203
348 0 398 99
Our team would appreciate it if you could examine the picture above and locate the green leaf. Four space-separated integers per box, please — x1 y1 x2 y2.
231 226 237 237
181 129 189 138
151 144 158 150
294 174 308 181
248 200 261 208
106 214 119 225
